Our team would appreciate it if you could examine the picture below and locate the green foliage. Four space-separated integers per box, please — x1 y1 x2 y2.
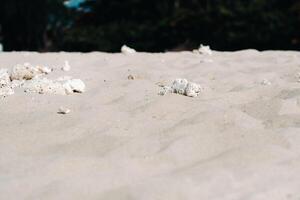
0 0 300 51
60 0 300 52
0 0 68 51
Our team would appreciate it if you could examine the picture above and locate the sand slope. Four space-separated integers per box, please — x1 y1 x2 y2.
1 50 300 199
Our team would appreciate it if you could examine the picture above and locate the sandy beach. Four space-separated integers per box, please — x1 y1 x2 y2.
1 50 300 199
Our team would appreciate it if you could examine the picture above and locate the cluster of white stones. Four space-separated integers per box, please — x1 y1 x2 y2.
0 62 85 98
159 78 202 97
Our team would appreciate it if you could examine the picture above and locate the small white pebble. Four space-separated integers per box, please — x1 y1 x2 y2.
63 79 86 93
58 107 71 114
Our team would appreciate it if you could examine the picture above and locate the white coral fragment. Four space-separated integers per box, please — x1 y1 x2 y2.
194 44 213 55
121 45 136 54
159 79 202 97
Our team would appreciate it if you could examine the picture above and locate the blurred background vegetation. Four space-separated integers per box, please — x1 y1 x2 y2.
0 0 300 52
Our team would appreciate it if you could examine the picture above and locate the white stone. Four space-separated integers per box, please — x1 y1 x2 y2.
63 79 85 94
58 107 71 114
198 44 212 55
62 60 71 72
121 45 136 54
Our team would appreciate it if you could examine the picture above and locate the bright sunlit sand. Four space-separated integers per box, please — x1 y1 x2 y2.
1 50 300 199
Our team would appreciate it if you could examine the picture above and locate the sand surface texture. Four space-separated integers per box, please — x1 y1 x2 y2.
1 50 300 199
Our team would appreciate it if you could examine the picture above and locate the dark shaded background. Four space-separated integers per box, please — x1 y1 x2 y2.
0 0 300 52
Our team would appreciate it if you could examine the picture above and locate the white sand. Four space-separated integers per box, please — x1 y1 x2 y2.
1 50 300 199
